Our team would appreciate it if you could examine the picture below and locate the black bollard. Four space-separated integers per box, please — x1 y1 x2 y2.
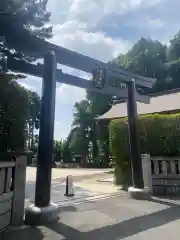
64 175 74 197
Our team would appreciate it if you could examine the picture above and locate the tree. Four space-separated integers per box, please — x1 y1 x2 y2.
30 133 39 154
0 0 51 153
0 0 52 67
165 31 180 90
86 91 113 161
0 73 29 152
86 91 112 117
114 38 167 93
65 100 93 165
69 93 113 165
0 73 42 153
70 100 92 165
54 140 64 162
0 0 52 40
68 128 85 155
27 91 41 149
62 140 72 162
167 31 180 61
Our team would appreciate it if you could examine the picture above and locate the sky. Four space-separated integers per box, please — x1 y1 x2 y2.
17 0 180 140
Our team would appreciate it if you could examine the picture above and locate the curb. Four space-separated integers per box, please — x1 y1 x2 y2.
54 192 125 206
96 179 114 183
25 192 125 208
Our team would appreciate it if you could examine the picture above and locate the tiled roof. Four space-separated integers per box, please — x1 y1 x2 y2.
97 89 180 120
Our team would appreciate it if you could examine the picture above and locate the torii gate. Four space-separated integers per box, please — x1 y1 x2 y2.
0 17 156 224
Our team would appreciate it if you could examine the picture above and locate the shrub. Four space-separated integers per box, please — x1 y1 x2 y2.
109 113 180 186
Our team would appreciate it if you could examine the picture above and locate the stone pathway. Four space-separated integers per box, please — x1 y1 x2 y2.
25 170 118 207
26 179 120 207
26 167 111 182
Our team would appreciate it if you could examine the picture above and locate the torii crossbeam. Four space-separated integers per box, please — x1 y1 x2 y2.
0 14 155 90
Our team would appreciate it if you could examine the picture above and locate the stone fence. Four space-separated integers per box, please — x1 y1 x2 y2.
142 154 180 196
0 155 26 232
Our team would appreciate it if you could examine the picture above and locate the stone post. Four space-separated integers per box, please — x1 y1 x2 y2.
141 153 153 193
11 155 27 225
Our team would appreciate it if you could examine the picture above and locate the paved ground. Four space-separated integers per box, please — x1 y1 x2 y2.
2 194 180 240
26 167 112 181
25 167 117 206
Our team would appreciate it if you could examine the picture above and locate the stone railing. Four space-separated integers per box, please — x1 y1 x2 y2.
142 154 180 196
0 155 27 232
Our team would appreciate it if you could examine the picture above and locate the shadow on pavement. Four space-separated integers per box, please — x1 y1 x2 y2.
25 181 35 199
46 200 180 240
58 205 77 212
1 227 44 240
1 205 77 240
150 196 180 207
2 196 180 240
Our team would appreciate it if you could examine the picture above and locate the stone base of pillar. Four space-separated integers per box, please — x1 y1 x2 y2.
24 202 59 225
128 186 151 200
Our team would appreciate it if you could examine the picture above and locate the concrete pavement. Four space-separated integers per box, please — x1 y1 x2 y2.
2 194 180 240
19 168 180 239
26 169 119 206
25 181 121 207
25 167 117 206
26 167 111 181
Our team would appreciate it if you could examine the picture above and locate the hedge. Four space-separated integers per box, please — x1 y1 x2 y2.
109 113 180 186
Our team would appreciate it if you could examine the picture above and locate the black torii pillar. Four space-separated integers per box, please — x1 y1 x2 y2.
127 80 149 199
25 51 59 224
35 51 56 207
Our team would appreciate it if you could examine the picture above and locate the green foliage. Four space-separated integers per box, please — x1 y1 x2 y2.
0 72 41 154
69 128 85 155
53 139 73 162
0 73 29 152
109 113 180 185
109 117 132 186
69 101 92 164
0 0 52 66
54 140 63 162
30 134 39 154
113 38 168 94
86 91 112 117
27 91 41 150
0 0 49 153
0 0 52 38
115 38 166 76
68 92 112 165
167 31 180 61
